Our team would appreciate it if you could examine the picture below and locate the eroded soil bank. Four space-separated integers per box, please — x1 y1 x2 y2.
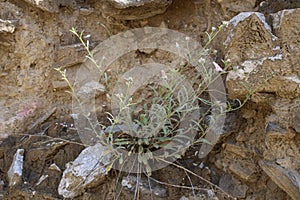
0 0 299 199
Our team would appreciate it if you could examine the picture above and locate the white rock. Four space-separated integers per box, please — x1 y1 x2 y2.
0 19 17 33
35 174 48 186
8 149 24 186
268 54 282 61
271 9 297 31
23 0 59 13
58 143 114 198
224 12 277 46
49 163 61 172
284 75 300 85
227 52 283 81
229 12 271 30
227 58 264 81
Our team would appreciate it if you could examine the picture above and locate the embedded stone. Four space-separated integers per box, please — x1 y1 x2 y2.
219 173 248 198
122 175 168 198
0 19 17 33
58 143 114 198
266 122 295 139
223 143 250 158
229 161 257 182
8 149 24 187
23 0 59 13
101 0 172 20
259 160 300 200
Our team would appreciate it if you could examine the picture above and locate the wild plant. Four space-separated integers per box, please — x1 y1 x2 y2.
55 23 274 199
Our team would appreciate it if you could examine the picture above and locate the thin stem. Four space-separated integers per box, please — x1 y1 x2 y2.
157 158 235 199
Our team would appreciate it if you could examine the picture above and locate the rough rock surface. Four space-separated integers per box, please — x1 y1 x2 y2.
218 0 256 18
219 173 248 198
225 9 300 99
0 0 299 199
7 149 24 186
259 160 300 200
101 0 172 20
0 19 17 33
121 175 168 198
23 0 59 13
58 143 114 198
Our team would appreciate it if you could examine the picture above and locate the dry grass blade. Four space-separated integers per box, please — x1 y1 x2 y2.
157 158 235 199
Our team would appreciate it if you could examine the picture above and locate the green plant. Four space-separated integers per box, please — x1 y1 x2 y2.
55 23 274 199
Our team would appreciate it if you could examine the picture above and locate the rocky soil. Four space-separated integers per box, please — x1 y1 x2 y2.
0 0 299 199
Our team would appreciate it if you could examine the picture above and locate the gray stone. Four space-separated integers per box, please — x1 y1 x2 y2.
23 0 59 13
0 19 17 33
219 173 248 198
101 0 172 20
266 122 295 139
121 175 168 198
259 160 300 200
228 161 257 182
223 143 250 159
293 106 300 132
77 81 106 98
8 149 24 187
218 0 256 13
58 143 114 198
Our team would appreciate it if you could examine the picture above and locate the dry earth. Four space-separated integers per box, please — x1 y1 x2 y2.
0 0 299 199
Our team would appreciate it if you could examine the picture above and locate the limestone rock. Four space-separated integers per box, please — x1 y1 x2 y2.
293 113 300 133
55 43 87 69
77 81 106 98
224 12 277 99
223 143 250 159
258 0 300 14
58 143 114 198
259 160 300 200
224 12 276 60
23 0 77 13
271 9 300 79
267 99 300 132
7 149 24 187
228 161 257 182
0 19 17 33
266 122 295 139
23 0 59 13
218 0 256 18
219 173 248 198
101 0 172 20
224 10 300 99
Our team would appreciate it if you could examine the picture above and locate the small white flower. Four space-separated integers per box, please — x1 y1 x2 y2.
175 42 180 48
199 162 205 169
211 27 216 32
185 36 190 41
161 70 168 79
116 93 124 98
213 61 223 72
198 58 206 64
222 21 229 26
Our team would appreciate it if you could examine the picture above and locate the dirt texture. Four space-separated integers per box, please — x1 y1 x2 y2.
0 0 299 199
